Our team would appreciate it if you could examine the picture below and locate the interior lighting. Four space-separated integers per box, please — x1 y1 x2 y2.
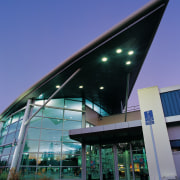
128 50 134 55
99 86 104 90
56 85 60 88
126 61 131 65
79 85 83 89
116 48 122 54
101 57 108 62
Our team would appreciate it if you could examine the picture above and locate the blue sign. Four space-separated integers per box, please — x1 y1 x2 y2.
144 110 154 125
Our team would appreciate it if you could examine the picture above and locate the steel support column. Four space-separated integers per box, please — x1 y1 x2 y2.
82 143 86 180
113 144 119 180
8 99 32 179
125 73 130 122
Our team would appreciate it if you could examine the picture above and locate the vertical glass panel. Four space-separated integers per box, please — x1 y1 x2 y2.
32 106 43 116
21 153 37 166
0 147 3 155
26 128 41 140
64 110 82 121
11 114 19 123
23 140 39 153
17 120 22 130
4 118 11 127
38 153 60 166
2 147 11 155
37 167 60 179
85 99 93 109
19 110 25 120
63 120 81 130
65 100 82 110
62 143 81 154
11 146 15 155
94 104 100 114
8 122 18 134
39 141 61 154
19 167 36 180
8 154 13 166
63 131 76 142
34 100 44 105
42 118 63 130
15 130 20 141
40 129 62 142
5 132 15 144
0 156 9 166
43 107 63 119
46 99 64 108
0 136 6 145
62 154 81 166
61 167 81 179
1 126 9 136
29 116 42 128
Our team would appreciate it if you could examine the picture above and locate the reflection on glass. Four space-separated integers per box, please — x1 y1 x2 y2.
12 114 19 123
32 106 43 116
29 117 42 128
27 128 40 140
24 140 39 153
37 167 60 179
8 155 13 166
62 143 81 155
63 131 76 142
2 147 11 155
5 132 15 144
1 127 9 136
64 110 82 121
8 122 18 133
43 107 63 119
17 120 22 130
39 141 61 154
21 153 37 166
65 100 82 110
63 120 81 130
62 154 81 166
0 156 9 166
40 129 62 141
42 118 63 130
38 153 60 166
46 99 64 108
61 167 81 179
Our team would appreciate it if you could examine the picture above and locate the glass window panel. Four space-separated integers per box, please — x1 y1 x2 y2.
34 100 44 105
19 167 36 180
40 129 62 142
39 141 61 154
26 128 40 140
46 99 64 108
12 114 19 123
63 120 81 130
64 110 82 121
19 110 25 121
8 122 18 134
7 154 13 166
65 100 82 110
11 146 15 155
37 167 60 179
32 106 43 116
17 120 22 130
63 131 76 142
61 167 81 179
29 116 42 128
62 143 81 155
2 147 11 155
1 126 9 136
23 140 39 153
42 118 63 130
85 99 93 109
43 107 63 119
4 118 11 127
94 104 100 114
38 153 60 166
0 147 3 155
21 153 37 166
5 132 15 144
0 136 6 145
62 154 81 166
0 156 9 166
15 130 20 141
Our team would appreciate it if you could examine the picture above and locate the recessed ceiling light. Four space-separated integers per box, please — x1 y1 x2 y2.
101 57 108 62
79 85 83 89
128 50 134 55
126 61 131 65
116 48 122 54
56 85 60 88
99 86 104 90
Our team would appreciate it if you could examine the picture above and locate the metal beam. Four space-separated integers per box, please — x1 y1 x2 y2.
24 68 81 126
125 73 130 122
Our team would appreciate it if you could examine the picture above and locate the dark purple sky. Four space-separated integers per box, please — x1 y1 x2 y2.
0 0 180 114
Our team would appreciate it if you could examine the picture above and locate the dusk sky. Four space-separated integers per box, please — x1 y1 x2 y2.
0 0 180 114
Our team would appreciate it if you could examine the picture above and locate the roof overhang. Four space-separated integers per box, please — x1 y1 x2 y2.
0 0 169 120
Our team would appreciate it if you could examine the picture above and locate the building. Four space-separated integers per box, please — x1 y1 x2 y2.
0 0 179 179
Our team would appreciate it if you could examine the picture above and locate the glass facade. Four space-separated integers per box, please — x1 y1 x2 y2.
20 98 83 179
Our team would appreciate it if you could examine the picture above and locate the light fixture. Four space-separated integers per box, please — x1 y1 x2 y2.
126 61 131 65
99 86 104 90
56 85 60 88
128 50 134 55
79 85 83 89
101 57 108 62
116 48 122 54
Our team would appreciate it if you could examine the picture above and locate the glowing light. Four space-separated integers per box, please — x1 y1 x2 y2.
79 85 83 89
99 86 104 90
56 85 60 88
126 61 131 65
116 48 122 54
128 50 134 55
101 57 108 62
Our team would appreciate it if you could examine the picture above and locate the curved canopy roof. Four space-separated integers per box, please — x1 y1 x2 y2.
0 0 169 119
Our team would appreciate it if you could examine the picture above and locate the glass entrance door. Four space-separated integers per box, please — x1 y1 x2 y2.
101 145 115 180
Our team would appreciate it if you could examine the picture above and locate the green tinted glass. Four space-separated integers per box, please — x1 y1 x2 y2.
42 118 63 130
39 141 61 154
38 153 60 166
23 140 39 153
63 120 81 130
26 128 41 140
40 129 62 141
43 107 63 119
21 153 37 166
29 116 42 128
64 110 82 120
